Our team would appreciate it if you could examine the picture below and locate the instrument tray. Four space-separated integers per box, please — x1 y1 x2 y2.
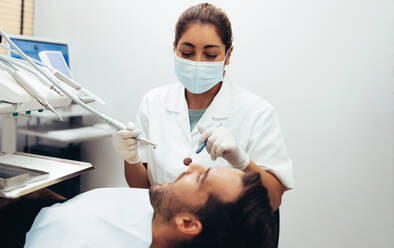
0 163 49 192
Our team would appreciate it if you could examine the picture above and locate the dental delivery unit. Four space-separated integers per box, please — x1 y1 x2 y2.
0 29 157 148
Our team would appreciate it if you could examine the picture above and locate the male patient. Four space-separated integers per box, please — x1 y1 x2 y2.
25 164 275 248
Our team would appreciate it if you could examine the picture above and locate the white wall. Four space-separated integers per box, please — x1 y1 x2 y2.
34 0 393 247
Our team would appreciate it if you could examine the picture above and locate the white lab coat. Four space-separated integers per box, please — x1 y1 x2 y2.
25 188 153 248
137 75 294 189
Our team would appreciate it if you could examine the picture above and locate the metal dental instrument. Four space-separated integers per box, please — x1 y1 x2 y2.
0 29 157 148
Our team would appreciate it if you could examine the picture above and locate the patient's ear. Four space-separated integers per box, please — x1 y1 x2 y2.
174 213 202 237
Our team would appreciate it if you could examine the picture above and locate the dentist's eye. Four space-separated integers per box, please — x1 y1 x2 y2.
182 52 193 57
205 54 217 59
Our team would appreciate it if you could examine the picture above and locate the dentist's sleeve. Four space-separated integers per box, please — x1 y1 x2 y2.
136 95 150 164
246 106 294 189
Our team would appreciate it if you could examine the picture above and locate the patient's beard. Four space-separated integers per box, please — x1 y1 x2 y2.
149 186 191 222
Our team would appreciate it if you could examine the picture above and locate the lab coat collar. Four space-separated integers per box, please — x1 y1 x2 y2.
165 74 234 119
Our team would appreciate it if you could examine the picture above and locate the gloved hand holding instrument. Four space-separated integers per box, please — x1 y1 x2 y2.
112 122 143 164
184 124 250 170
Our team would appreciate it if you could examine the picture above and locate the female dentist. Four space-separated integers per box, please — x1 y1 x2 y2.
112 3 293 211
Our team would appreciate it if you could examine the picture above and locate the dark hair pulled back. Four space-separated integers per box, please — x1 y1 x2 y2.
175 3 233 52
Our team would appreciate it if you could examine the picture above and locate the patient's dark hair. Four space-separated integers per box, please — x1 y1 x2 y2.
180 172 276 248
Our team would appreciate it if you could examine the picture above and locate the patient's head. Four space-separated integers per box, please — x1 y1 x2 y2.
150 164 243 220
149 164 276 248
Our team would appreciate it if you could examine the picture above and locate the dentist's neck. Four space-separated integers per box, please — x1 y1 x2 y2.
185 81 222 110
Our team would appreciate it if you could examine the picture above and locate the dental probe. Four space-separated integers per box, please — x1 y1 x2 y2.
108 121 158 148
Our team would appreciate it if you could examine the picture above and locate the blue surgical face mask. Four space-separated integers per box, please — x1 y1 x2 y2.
174 52 228 94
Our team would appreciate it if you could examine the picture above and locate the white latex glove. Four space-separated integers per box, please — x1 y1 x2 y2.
198 125 250 170
112 122 141 164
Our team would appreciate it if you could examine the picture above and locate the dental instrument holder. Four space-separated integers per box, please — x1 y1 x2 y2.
0 30 157 149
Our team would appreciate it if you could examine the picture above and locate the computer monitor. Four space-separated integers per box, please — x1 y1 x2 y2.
7 34 70 67
39 51 72 79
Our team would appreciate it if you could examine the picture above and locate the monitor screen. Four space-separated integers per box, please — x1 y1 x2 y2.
10 38 70 67
44 52 72 78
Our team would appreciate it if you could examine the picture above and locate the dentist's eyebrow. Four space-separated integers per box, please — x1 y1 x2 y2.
181 42 195 48
204 44 219 49
200 168 211 185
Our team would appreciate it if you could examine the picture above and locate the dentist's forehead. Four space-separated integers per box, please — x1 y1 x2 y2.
178 24 225 48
